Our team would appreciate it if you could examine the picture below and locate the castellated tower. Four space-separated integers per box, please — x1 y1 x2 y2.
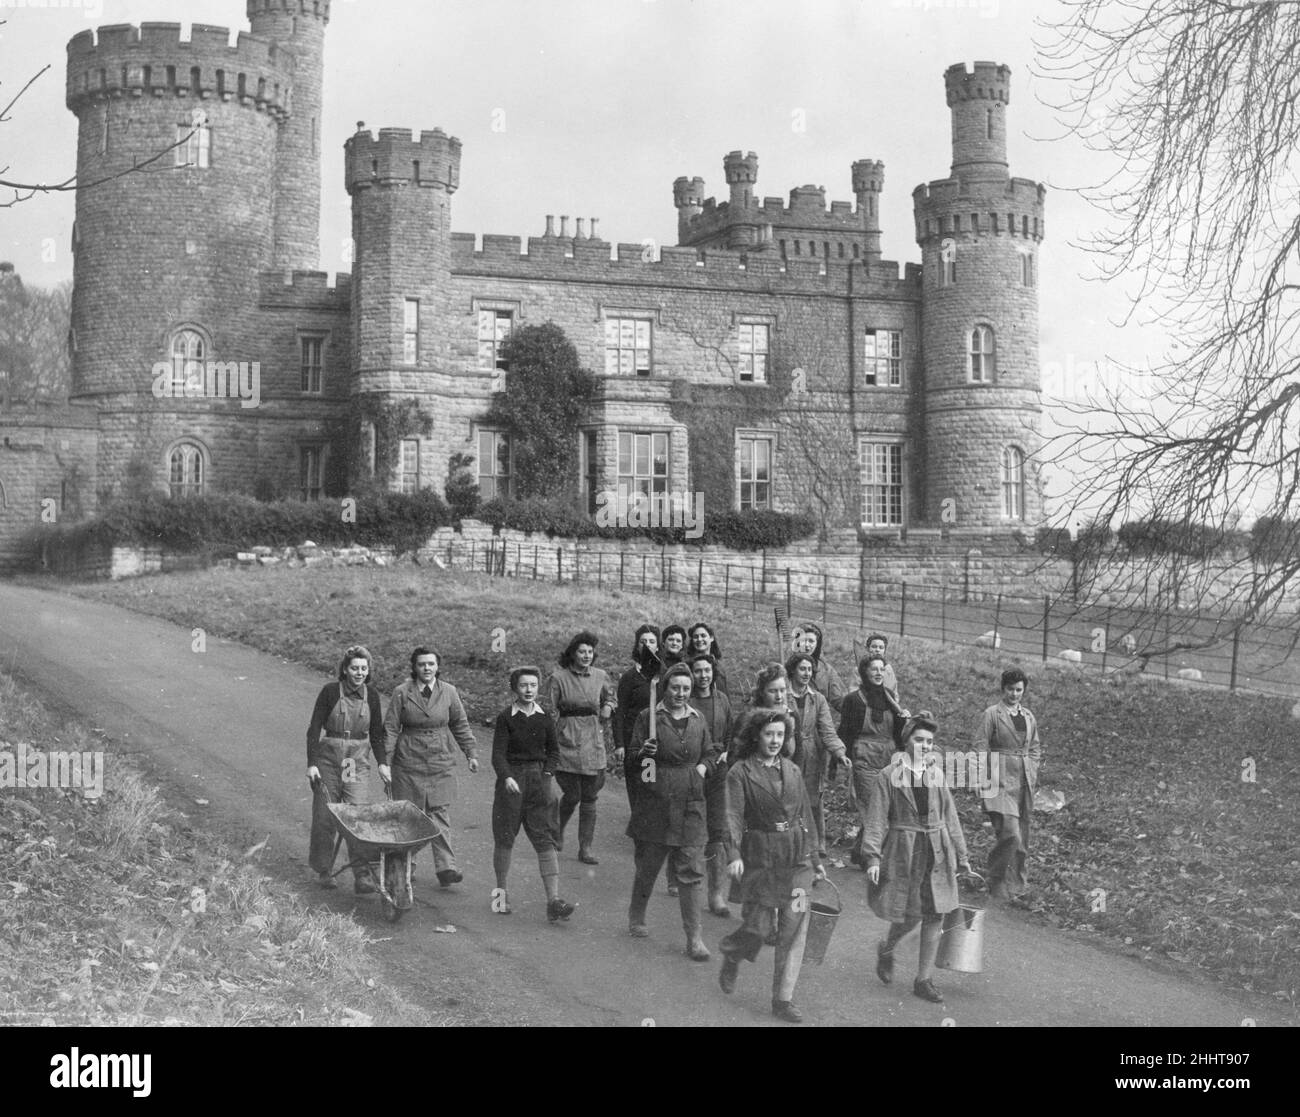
345 127 461 401
672 176 705 244
913 62 1045 530
851 159 884 263
722 150 759 249
65 20 296 487
247 0 328 270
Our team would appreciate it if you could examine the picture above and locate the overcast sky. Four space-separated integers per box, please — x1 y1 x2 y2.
0 0 1171 524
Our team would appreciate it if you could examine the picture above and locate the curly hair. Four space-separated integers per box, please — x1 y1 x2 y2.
733 708 797 760
749 662 788 708
558 631 600 668
337 645 373 683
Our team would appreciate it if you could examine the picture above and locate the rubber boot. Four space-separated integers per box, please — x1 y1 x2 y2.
705 842 731 917
680 882 711 961
577 803 598 865
628 849 652 937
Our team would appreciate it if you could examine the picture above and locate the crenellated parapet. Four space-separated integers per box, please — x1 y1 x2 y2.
944 60 1010 104
344 127 462 193
66 23 293 119
912 176 1045 245
247 0 331 25
256 269 351 310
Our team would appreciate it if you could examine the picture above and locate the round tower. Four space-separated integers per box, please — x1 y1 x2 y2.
913 62 1045 530
246 0 328 270
722 150 758 249
65 21 292 491
851 158 884 262
673 175 705 244
345 127 462 398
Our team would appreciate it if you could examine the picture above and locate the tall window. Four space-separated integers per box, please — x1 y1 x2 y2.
605 317 651 377
477 430 512 500
581 429 599 515
864 328 902 387
1021 252 1035 287
859 440 903 527
1001 446 1025 520
940 254 956 286
168 442 204 498
738 437 772 510
170 327 206 395
399 439 421 494
176 120 210 168
738 323 769 383
477 309 513 371
300 335 324 393
299 447 323 501
403 299 420 364
968 325 995 382
617 432 668 499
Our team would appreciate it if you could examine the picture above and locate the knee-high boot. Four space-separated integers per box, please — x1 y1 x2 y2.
705 841 731 917
679 882 711 961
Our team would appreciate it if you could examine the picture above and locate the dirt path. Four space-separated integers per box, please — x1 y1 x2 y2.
1 581 1291 1027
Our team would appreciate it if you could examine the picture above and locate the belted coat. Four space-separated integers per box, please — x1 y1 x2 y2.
385 678 478 810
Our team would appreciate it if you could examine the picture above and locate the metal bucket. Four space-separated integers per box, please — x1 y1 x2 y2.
802 878 841 966
936 871 986 973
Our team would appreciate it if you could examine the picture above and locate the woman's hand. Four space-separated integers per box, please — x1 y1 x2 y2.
504 776 521 795
718 751 728 765
959 860 973 876
306 766 321 790
467 758 480 774
837 753 852 770
377 764 391 786
867 864 880 884
695 763 707 778
641 737 659 757
727 858 744 880
814 864 827 882
612 747 624 766
600 703 613 720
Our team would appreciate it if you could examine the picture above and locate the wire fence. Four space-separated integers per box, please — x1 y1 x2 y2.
434 537 1300 701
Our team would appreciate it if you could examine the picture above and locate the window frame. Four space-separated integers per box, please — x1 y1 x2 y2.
604 315 653 378
176 118 211 169
967 324 995 383
863 328 903 388
737 321 770 384
403 298 420 365
1001 445 1026 520
299 445 324 502
166 440 207 499
168 325 210 396
399 438 421 494
299 332 326 394
736 433 775 511
616 430 670 500
857 437 905 528
476 428 513 502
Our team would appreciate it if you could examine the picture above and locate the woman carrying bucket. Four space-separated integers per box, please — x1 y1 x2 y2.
862 710 972 1005
718 708 826 1024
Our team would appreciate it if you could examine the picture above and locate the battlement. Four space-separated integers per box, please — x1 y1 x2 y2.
944 61 1010 104
682 188 868 243
66 23 294 117
851 159 885 194
724 150 759 185
248 0 331 25
449 232 919 290
912 175 1045 242
256 269 351 309
673 176 705 209
345 127 462 193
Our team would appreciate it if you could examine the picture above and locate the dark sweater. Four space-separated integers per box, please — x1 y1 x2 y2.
491 706 560 779
306 682 388 764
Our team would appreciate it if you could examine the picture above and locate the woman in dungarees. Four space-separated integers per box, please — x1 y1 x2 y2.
306 645 389 893
839 655 910 868
614 624 661 810
386 646 480 887
718 708 826 1024
687 650 734 917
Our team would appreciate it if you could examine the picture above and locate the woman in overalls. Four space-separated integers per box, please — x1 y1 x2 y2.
863 711 972 1005
839 654 910 868
386 646 480 887
306 645 389 893
785 652 850 861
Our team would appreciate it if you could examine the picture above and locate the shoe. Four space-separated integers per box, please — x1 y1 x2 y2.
354 876 377 896
436 869 463 888
578 849 599 865
771 999 804 1023
685 932 711 961
317 872 338 890
628 922 649 938
547 898 577 923
876 941 894 985
719 956 739 994
913 978 944 1004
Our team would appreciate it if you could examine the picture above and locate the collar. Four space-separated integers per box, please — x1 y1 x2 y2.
511 700 542 717
656 701 700 718
341 681 367 700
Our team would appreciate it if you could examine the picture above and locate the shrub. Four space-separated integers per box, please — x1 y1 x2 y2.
444 452 480 520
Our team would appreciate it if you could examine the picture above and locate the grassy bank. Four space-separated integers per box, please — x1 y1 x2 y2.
57 564 1300 1014
0 670 441 1026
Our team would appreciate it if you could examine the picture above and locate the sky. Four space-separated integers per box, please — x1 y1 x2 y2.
0 0 1170 525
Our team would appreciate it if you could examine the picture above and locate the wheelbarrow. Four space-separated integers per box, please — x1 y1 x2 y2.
326 800 440 924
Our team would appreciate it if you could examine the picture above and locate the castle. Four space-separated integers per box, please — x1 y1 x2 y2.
0 0 1045 567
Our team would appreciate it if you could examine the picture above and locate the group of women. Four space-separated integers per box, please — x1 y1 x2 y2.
304 622 1044 1023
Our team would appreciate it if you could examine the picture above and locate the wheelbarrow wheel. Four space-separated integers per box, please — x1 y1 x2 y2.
382 896 406 924
382 851 412 923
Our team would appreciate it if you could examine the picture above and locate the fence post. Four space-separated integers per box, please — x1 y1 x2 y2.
941 584 947 645
1164 612 1170 679
598 551 603 589
556 547 563 584
751 565 757 611
697 558 704 600
1101 606 1111 674
641 554 647 593
620 552 626 591
470 540 476 570
993 593 1002 648
447 539 453 566
785 568 792 620
724 564 731 609
899 581 907 638
665 556 671 594
1041 595 1050 662
1230 627 1241 693
859 587 865 628
822 573 829 623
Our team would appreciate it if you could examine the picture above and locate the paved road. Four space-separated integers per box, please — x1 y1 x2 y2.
0 580 1291 1027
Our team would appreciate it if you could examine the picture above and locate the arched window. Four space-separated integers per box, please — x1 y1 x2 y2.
169 327 208 395
1001 446 1025 520
968 325 995 382
168 441 205 498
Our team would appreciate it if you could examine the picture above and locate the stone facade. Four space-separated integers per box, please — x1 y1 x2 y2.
0 0 1046 570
